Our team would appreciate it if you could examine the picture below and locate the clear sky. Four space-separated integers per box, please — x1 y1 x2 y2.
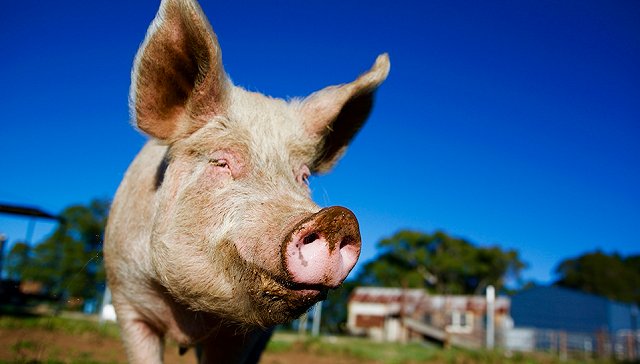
1 0 638 286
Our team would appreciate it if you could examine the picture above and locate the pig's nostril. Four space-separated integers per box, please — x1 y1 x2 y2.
303 233 319 245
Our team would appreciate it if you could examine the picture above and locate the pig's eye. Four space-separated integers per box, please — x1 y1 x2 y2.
210 159 228 168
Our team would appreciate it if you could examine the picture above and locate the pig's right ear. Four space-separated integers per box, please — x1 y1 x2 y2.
300 54 390 173
130 0 229 141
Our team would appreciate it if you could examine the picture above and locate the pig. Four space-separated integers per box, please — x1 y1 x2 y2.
103 0 389 362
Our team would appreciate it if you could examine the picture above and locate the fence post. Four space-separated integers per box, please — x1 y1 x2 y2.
550 330 557 355
584 337 593 361
627 331 635 361
596 331 605 359
632 305 638 361
559 330 567 361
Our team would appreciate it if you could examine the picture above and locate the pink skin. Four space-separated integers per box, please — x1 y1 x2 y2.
284 206 361 288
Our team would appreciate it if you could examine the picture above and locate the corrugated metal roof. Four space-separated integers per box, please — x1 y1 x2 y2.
420 295 510 313
349 286 511 315
348 287 427 315
348 286 426 304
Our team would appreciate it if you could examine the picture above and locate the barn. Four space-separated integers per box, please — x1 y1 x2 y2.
347 286 512 347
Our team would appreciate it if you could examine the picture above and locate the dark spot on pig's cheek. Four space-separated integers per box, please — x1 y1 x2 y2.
154 151 170 190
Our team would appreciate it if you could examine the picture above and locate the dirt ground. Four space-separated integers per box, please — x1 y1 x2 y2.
0 326 370 364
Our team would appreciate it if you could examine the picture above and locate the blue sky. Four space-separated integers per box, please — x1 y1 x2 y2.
1 0 638 285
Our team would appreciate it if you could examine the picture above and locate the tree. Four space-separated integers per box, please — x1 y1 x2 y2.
4 241 31 280
5 198 110 300
555 251 640 305
356 230 526 294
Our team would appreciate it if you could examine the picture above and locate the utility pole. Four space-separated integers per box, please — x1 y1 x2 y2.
486 285 495 350
401 278 408 343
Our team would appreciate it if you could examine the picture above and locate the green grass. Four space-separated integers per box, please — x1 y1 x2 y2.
0 316 625 364
0 360 122 364
4 336 122 364
265 333 618 364
266 334 442 364
0 315 120 338
0 315 123 364
300 337 436 363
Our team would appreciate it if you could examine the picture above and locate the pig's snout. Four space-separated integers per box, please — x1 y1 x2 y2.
283 206 361 288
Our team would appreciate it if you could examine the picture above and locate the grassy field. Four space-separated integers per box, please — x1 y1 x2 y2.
0 314 625 364
263 335 602 364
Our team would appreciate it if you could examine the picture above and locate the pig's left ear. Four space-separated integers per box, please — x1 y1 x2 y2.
300 54 390 173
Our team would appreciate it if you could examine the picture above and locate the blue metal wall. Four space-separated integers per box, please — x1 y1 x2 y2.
608 301 633 332
511 286 639 333
511 286 608 333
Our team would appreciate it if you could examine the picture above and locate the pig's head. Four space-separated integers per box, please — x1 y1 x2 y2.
131 0 389 329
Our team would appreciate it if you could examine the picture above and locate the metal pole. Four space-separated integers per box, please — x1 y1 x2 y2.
0 233 7 279
486 285 495 349
25 218 36 245
312 301 322 337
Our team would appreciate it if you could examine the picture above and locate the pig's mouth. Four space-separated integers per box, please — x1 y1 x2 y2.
258 271 328 303
286 282 328 292
214 261 329 329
